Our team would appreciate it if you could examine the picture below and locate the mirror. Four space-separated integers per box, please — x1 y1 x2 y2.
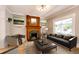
31 18 37 24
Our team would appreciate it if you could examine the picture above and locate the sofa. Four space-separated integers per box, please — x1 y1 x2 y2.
47 34 77 50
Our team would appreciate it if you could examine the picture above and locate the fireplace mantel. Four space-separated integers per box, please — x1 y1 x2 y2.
26 15 41 41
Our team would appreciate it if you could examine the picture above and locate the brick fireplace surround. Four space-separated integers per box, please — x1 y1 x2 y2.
26 15 41 41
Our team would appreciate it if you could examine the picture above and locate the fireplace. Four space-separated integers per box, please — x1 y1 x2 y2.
30 30 38 41
26 15 41 41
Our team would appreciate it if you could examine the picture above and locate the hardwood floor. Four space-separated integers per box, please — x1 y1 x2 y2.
0 46 17 54
4 40 79 54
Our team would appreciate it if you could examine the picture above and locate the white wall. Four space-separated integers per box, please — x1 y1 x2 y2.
11 16 26 35
0 6 7 48
11 25 26 35
0 6 26 48
6 8 13 36
6 9 26 36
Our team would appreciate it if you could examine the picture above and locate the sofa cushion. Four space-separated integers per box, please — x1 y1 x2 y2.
63 35 72 40
55 37 68 42
50 34 57 36
57 38 69 43
49 34 53 36
56 34 64 38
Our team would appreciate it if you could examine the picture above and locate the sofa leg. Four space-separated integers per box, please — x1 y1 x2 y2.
56 47 57 51
69 48 71 51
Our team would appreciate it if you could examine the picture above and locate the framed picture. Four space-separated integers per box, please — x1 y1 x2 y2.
13 19 24 25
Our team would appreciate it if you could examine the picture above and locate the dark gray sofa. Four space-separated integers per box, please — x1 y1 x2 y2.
47 34 77 50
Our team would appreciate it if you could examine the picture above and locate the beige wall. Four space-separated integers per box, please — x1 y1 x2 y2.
47 6 79 39
75 10 79 39
47 19 53 34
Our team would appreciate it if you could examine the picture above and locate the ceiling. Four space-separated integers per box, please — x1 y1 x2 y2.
7 5 76 19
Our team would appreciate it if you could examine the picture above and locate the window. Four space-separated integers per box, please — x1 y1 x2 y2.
40 20 48 33
54 18 72 35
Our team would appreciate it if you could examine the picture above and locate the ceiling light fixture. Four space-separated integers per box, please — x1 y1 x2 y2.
37 5 50 12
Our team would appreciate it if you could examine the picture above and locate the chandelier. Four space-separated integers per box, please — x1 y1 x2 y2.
37 5 50 12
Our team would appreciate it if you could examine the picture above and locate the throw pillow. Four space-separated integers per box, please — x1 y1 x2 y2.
63 36 72 40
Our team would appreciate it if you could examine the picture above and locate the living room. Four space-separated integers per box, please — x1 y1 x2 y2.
0 5 79 54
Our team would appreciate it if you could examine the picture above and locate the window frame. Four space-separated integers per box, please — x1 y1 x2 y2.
53 14 75 35
53 18 73 35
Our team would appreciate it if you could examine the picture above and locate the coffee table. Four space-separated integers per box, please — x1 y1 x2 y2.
34 39 57 53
